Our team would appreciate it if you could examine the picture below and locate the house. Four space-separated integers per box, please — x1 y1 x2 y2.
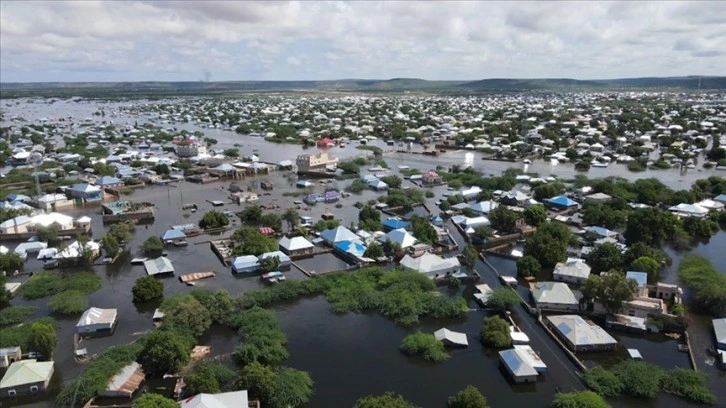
0 359 54 398
0 347 22 368
320 226 358 245
512 345 547 373
68 183 103 201
470 201 499 215
626 271 649 297
144 257 175 276
380 228 417 249
655 282 679 301
500 190 529 206
54 240 101 262
258 251 291 269
620 297 664 318
668 203 708 217
77 307 118 334
530 282 579 312
36 193 74 211
94 176 122 188
180 391 250 408
368 178 388 190
0 216 32 235
585 226 618 240
606 314 647 334
499 348 538 384
422 170 443 185
461 216 490 230
434 328 468 347
553 258 591 284
714 194 726 205
100 362 145 398
460 186 482 200
399 252 460 279
382 218 409 232
545 315 617 352
585 192 612 202
334 239 370 263
231 255 261 274
714 318 726 350
160 229 187 244
278 236 314 257
473 283 494 306
231 192 259 204
546 196 579 209
694 199 724 212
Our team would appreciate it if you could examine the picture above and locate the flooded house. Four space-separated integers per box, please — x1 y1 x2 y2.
0 359 54 398
76 307 119 334
100 362 145 398
530 282 579 312
278 236 314 257
545 315 617 352
553 258 591 284
144 257 175 276
399 252 461 279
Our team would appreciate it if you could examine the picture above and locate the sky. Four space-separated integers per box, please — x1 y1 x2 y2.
1 1 725 83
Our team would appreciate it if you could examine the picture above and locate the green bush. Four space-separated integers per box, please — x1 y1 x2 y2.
678 255 726 316
583 367 624 397
480 315 511 348
132 276 164 302
0 306 37 326
20 271 101 300
660 368 715 405
141 236 164 256
612 361 663 399
552 391 611 408
48 290 89 315
399 332 449 363
230 306 289 365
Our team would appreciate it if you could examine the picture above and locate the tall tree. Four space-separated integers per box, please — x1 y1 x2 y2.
523 204 548 227
138 329 191 376
488 206 520 234
587 243 623 273
28 321 58 360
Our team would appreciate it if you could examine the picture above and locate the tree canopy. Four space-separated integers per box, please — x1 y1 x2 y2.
138 329 191 376
523 204 547 227
133 393 179 408
353 392 419 408
581 271 637 314
480 315 511 348
28 321 58 360
587 243 624 273
199 210 230 229
523 222 571 267
447 385 489 408
399 332 449 363
552 391 611 408
410 215 437 244
132 276 164 303
516 255 540 278
488 206 520 234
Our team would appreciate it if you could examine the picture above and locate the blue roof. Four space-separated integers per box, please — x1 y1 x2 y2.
382 218 409 229
586 226 612 237
548 196 578 207
335 240 367 257
715 194 726 202
626 271 648 288
160 229 186 240
95 176 121 186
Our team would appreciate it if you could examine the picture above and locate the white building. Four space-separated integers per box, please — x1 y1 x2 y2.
400 252 461 279
530 282 579 312
76 307 118 334
553 258 591 284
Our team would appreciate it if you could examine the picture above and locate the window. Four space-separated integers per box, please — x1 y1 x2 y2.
7 390 16 396
30 385 39 393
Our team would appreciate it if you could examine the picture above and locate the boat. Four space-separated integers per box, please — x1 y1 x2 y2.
179 271 215 284
591 161 608 168
523 159 532 164
261 271 285 283
130 257 148 265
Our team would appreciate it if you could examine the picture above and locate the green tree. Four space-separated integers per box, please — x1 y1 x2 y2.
0 274 12 305
382 239 402 257
624 208 679 246
631 256 659 280
260 255 281 272
480 315 511 348
48 290 88 315
239 361 277 402
133 393 178 408
28 321 57 360
533 183 562 201
612 361 663 399
152 164 171 176
141 236 163 256
410 215 437 244
223 148 240 158
581 271 637 314
359 204 382 231
523 222 571 267
399 332 449 363
552 391 611 408
354 393 419 408
282 207 300 230
260 213 282 231
364 242 384 259
486 288 520 311
199 210 230 229
582 367 624 397
0 252 24 274
239 205 263 223
268 367 315 408
448 385 489 408
488 206 520 233
462 245 478 268
232 227 278 256
35 226 60 246
681 216 719 239
165 297 212 338
523 204 547 227
183 363 221 397
108 221 134 243
138 329 190 376
101 234 120 257
516 255 540 278
380 175 403 189
587 243 623 273
132 276 164 303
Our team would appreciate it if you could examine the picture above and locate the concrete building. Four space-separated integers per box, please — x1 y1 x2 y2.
76 307 118 334
231 255 261 274
399 252 461 279
0 347 22 368
296 152 338 174
553 258 591 284
530 282 579 312
144 257 175 276
380 228 417 249
278 236 314 257
546 315 617 352
499 348 538 384
0 359 54 397
626 271 649 298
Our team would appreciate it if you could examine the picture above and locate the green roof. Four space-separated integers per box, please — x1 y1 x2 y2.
0 359 54 388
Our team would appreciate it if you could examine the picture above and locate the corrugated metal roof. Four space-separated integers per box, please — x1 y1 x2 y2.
104 362 144 396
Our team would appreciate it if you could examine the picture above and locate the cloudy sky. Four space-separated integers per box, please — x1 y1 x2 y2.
1 1 724 82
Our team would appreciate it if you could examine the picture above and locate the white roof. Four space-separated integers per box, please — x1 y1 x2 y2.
627 349 643 359
279 236 313 251
55 240 100 259
553 258 591 280
668 203 708 215
180 391 249 408
531 282 578 305
31 212 74 228
0 359 54 388
513 345 547 372
434 328 469 347
499 348 538 377
0 215 32 229
77 307 117 327
381 228 417 249
546 315 617 347
320 226 358 243
400 252 460 274
144 257 174 275
714 318 726 348
470 201 498 214
695 199 724 210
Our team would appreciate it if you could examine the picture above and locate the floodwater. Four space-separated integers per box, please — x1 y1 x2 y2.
2 98 726 407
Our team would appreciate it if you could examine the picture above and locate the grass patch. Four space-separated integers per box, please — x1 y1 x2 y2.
20 271 101 300
48 290 89 315
0 306 37 326
400 332 449 362
678 255 726 316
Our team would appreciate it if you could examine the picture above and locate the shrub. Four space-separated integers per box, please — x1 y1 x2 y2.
611 361 663 399
583 367 624 397
480 315 511 348
48 290 89 315
678 255 726 316
20 271 101 300
132 276 164 303
552 391 611 408
141 236 164 256
399 332 449 363
660 368 716 405
0 306 37 326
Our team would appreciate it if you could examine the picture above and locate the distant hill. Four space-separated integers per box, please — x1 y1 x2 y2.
1 76 724 97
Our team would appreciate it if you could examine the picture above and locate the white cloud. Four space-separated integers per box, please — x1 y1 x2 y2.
1 1 724 82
